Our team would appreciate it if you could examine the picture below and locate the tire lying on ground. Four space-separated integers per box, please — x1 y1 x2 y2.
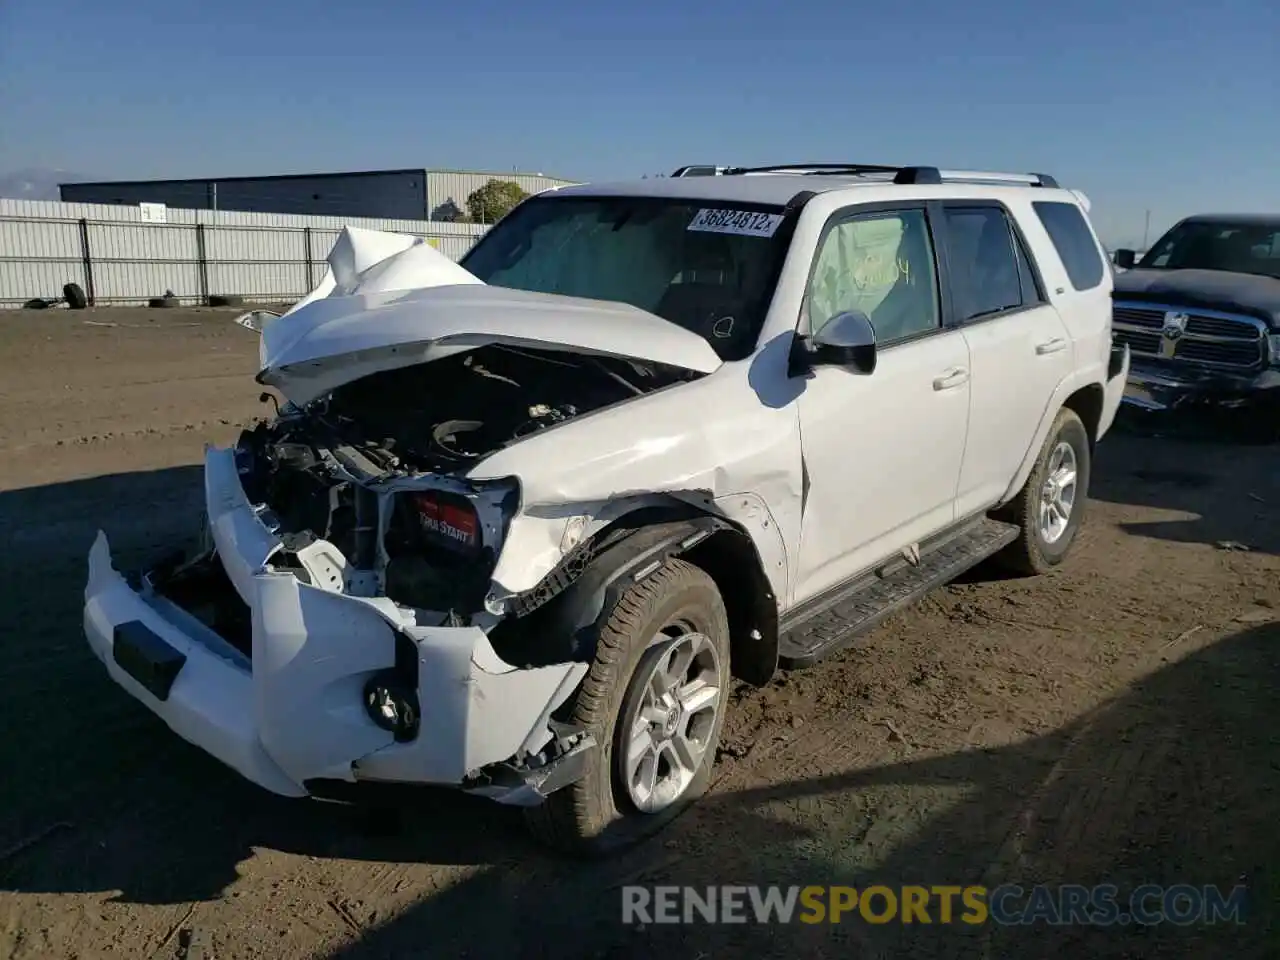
524 557 732 857
23 298 50 310
208 294 244 307
63 282 88 309
148 296 180 308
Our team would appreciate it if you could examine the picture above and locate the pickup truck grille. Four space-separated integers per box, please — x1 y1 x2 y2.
1112 304 1267 370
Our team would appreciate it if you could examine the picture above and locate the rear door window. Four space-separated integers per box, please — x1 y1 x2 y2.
942 206 1034 322
1032 201 1106 291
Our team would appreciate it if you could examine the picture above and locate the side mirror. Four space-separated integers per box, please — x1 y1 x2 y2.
1114 248 1136 270
790 310 877 376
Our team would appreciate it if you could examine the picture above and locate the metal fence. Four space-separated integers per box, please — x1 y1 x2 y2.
0 199 490 308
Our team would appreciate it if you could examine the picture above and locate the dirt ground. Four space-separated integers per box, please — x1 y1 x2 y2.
0 307 1276 959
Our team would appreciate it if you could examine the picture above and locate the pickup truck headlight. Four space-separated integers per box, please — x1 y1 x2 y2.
1268 334 1280 365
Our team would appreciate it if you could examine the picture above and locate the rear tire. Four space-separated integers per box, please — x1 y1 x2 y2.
523 558 731 857
994 407 1091 576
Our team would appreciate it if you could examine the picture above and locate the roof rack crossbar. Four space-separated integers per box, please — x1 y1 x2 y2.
722 163 945 185
934 169 1060 188
675 163 1060 189
724 162 902 175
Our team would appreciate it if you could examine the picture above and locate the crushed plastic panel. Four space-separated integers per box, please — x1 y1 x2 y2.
251 226 722 406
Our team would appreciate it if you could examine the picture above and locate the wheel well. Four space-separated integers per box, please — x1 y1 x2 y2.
488 506 779 686
1063 383 1104 447
681 528 779 687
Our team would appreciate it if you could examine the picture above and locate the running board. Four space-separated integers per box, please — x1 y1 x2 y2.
777 517 1020 669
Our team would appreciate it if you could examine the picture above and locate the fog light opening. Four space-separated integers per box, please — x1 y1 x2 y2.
363 673 420 742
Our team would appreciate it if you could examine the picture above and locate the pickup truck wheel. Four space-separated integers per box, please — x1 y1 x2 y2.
995 407 1091 576
523 558 731 857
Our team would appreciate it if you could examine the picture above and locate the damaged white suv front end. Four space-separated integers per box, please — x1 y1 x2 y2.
86 170 1126 855
84 443 593 805
83 223 765 821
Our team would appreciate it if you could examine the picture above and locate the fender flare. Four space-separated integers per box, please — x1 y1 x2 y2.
998 369 1097 506
488 506 779 684
556 515 731 654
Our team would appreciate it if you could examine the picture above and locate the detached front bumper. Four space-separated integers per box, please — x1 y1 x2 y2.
83 446 590 804
1122 357 1280 413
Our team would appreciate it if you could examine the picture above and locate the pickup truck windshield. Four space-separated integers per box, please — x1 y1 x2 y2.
1139 220 1280 279
460 196 790 361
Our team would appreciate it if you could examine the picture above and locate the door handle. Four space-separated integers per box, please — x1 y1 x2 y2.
1035 337 1068 355
932 367 970 391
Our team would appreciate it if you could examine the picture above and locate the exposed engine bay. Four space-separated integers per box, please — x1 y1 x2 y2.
248 342 688 474
177 344 695 622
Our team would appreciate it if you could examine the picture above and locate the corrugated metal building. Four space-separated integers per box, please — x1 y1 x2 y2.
0 197 489 307
59 168 578 223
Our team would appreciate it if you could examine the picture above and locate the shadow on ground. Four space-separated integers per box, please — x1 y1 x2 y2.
1 445 1276 959
302 620 1277 960
1091 424 1280 554
0 467 561 905
1110 404 1280 447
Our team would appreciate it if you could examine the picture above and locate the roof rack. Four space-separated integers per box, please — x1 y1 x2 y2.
670 165 732 177
935 169 1060 188
696 163 1059 189
723 163 938 183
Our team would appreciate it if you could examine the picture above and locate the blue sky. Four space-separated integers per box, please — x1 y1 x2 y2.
2 0 1277 247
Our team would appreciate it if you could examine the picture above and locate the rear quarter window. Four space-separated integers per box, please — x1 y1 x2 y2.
1032 201 1106 291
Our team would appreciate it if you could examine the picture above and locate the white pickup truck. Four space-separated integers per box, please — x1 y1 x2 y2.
83 163 1129 856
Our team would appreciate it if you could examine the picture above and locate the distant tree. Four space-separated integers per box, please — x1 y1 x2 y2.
466 179 530 224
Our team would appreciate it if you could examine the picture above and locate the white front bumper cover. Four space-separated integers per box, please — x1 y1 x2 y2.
82 446 591 805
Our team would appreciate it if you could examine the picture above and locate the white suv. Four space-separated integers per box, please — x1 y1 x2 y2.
83 163 1130 855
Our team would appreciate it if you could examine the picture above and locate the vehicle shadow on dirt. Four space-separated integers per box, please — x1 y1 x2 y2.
1090 424 1280 554
1 459 1274 959
0 465 533 905
4 469 1274 959
0 466 272 897
314 621 1277 960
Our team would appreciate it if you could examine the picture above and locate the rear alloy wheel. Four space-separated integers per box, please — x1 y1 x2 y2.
1037 440 1079 546
995 407 1091 575
523 558 731 857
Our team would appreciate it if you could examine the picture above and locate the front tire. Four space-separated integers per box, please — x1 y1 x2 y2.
523 558 731 857
995 407 1091 576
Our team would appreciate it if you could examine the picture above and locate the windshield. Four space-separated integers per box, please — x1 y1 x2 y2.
459 195 791 360
1138 220 1280 279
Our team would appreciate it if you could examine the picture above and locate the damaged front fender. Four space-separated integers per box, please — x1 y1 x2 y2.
467 355 803 609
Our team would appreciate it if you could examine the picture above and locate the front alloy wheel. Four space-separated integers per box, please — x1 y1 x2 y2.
523 557 732 856
621 628 724 815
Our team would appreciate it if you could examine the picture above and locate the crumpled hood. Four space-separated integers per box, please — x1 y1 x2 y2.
1114 268 1280 326
254 226 722 405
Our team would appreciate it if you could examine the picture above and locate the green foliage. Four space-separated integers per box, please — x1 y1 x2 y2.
466 179 530 224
